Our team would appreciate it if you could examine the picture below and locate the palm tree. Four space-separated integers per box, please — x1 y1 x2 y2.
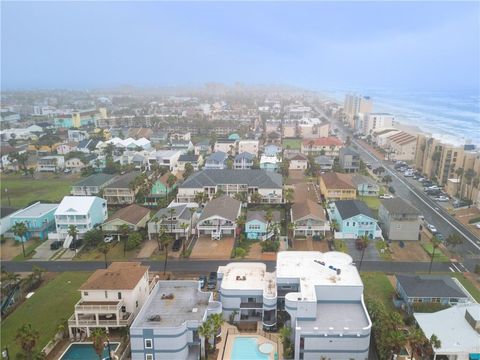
357 235 370 272
279 326 292 358
408 328 427 360
166 174 177 202
264 209 274 236
198 320 213 360
167 208 176 233
288 222 296 241
429 334 441 356
188 207 197 240
210 313 224 349
464 168 476 199
445 232 463 250
284 187 295 204
250 191 262 203
67 225 78 251
32 265 45 283
428 236 442 274
15 323 40 360
160 233 173 275
118 224 130 256
12 222 28 257
90 328 107 360
97 241 111 269
180 222 189 256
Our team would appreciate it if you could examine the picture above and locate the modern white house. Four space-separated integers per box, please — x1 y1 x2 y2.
130 280 222 360
197 195 241 239
217 251 372 360
152 150 183 171
238 139 259 156
53 196 107 246
68 262 152 338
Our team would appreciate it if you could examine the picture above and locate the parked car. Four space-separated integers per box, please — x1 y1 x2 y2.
380 194 394 199
435 233 445 242
453 200 469 208
50 240 63 250
172 239 182 251
434 196 449 202
426 224 438 234
207 272 217 289
475 223 480 229
104 235 115 243
199 275 207 288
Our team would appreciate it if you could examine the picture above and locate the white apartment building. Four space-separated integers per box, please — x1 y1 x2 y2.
238 140 259 156
363 113 395 135
218 251 371 360
69 262 152 338
130 280 222 360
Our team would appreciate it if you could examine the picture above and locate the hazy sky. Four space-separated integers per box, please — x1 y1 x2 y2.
2 1 479 92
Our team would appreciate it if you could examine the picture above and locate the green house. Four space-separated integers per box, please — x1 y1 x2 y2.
145 173 177 205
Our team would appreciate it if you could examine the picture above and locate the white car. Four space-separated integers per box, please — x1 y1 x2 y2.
426 224 438 234
434 196 449 202
380 194 394 199
475 223 480 229
104 235 115 243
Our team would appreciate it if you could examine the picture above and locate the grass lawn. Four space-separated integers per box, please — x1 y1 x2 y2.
375 240 392 261
1 272 91 357
282 138 302 150
12 239 42 261
450 273 480 302
1 173 79 208
360 196 381 210
361 272 397 312
74 241 139 261
421 243 450 262
333 239 348 253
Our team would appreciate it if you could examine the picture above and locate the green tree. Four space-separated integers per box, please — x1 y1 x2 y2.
210 313 224 349
83 228 103 249
279 326 293 359
15 323 40 360
445 232 463 249
97 241 111 268
12 222 28 257
90 328 107 360
183 162 194 179
428 236 442 274
198 319 213 360
126 232 142 250
160 233 173 275
180 222 189 256
250 191 262 203
118 224 131 256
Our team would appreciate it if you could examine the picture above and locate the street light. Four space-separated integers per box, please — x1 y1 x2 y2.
4 188 11 207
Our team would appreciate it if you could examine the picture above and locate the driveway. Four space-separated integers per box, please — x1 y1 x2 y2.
293 237 329 252
190 236 234 259
344 239 381 261
31 240 58 260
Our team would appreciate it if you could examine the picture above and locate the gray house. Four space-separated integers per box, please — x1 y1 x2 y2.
204 151 227 170
351 174 380 197
147 204 195 240
71 173 117 196
395 274 470 314
379 198 420 241
339 147 360 173
314 155 334 170
234 152 254 170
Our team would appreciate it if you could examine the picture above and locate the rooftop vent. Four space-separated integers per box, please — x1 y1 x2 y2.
192 308 198 313
236 275 247 281
161 293 174 300
148 315 161 322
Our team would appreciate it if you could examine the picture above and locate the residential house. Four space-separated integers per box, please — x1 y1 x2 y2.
128 127 153 140
264 144 281 157
65 157 87 173
228 133 241 141
69 262 152 338
176 154 202 171
379 198 420 241
214 138 237 155
170 139 194 152
37 155 65 172
77 139 100 154
300 136 344 156
204 151 227 170
234 152 254 170
245 210 281 240
339 147 360 173
197 195 241 239
103 172 141 205
10 202 58 241
177 169 283 204
71 173 117 196
170 131 191 141
291 200 329 237
194 139 212 156
0 207 19 235
54 109 100 128
314 155 334 170
56 142 78 155
144 172 177 206
67 129 89 142
103 204 150 238
152 149 183 171
414 304 480 360
260 155 279 172
150 131 168 145
0 145 23 171
285 152 308 171
351 174 380 197
129 280 222 360
147 203 196 240
329 199 381 239
319 172 356 201
396 274 470 314
238 140 259 156
217 252 371 359
54 196 108 244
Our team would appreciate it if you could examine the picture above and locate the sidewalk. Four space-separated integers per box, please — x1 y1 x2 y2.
137 239 158 259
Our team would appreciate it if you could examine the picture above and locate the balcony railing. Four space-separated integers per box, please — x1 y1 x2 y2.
68 312 133 327
240 302 263 309
75 301 122 312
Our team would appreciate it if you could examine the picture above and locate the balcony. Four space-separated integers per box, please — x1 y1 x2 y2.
240 302 263 309
68 311 134 327
75 300 122 312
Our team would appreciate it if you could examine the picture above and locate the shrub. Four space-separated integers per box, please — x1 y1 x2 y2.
260 240 280 252
233 248 246 258
468 216 480 224
475 264 480 275
126 232 142 250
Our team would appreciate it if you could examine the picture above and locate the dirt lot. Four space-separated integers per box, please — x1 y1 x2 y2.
1 239 23 260
286 170 306 185
244 242 278 261
454 207 480 238
190 236 234 259
293 237 329 252
389 241 431 261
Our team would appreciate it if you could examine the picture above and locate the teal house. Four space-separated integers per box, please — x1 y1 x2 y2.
10 202 59 241
144 173 177 205
245 210 280 240
228 133 241 141
329 199 381 240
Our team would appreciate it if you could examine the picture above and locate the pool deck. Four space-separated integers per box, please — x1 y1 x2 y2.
218 325 278 360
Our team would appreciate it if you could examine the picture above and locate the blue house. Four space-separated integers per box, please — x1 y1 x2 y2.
260 155 279 172
245 210 281 240
329 199 381 239
10 202 59 241
264 144 281 157
234 152 254 170
204 151 227 169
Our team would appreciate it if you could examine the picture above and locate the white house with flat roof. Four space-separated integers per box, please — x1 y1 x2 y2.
217 251 371 360
130 280 222 360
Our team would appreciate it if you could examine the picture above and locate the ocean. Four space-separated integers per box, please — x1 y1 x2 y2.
322 89 480 147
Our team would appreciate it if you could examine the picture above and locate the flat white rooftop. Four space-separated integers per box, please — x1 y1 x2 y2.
276 251 362 300
55 196 102 215
218 262 276 297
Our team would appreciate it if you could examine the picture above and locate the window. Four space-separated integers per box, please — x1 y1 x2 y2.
145 339 153 349
136 300 139 308
83 291 89 296
118 292 122 300
346 222 349 226
145 354 153 360
105 291 108 298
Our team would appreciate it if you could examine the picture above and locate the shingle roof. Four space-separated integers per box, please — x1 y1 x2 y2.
351 174 378 187
340 147 359 156
286 152 308 161
235 152 254 161
380 198 420 216
181 169 282 189
302 137 343 147
314 155 334 165
106 204 150 225
334 200 374 220
206 151 227 163
80 262 149 290
153 204 191 221
199 195 241 222
396 274 468 299
246 210 281 224
178 154 199 162
321 172 354 189
292 200 326 222
105 171 141 189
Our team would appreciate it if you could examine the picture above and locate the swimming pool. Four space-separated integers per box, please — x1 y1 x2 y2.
231 337 269 360
59 342 120 360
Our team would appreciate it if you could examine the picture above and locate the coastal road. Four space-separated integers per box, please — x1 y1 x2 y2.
0 259 466 274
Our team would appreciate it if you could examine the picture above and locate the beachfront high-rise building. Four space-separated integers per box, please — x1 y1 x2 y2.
362 113 395 135
344 94 373 128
